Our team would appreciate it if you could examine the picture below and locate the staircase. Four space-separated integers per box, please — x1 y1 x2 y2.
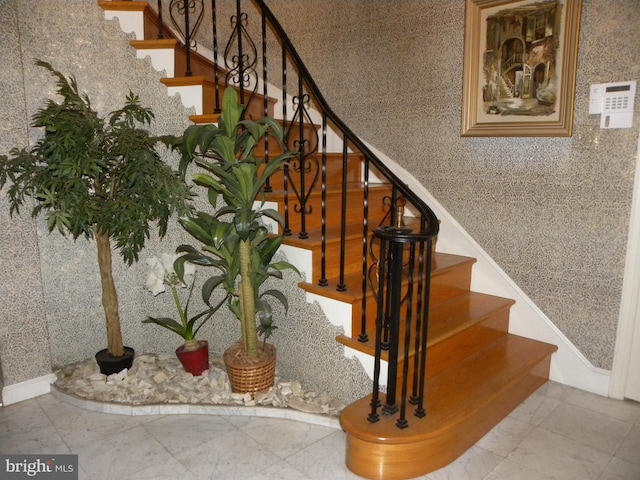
99 2 557 479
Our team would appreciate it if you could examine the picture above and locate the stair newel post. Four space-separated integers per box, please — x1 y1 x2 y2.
211 0 221 113
383 227 413 415
336 134 349 292
319 113 328 287
368 234 389 424
359 156 370 342
156 1 165 39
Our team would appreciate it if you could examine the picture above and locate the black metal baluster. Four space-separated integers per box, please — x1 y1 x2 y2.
368 236 388 424
281 44 291 236
410 233 425 405
211 0 221 113
383 231 406 415
415 232 433 419
359 156 370 342
397 241 416 429
157 0 165 38
336 135 348 292
235 0 244 104
183 0 192 76
319 113 328 287
296 76 308 239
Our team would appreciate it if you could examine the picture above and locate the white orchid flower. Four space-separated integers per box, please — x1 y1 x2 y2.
145 253 195 296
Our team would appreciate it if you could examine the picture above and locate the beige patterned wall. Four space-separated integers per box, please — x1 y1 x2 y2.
266 0 640 370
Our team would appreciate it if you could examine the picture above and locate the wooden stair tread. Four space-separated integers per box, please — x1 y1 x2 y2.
98 0 148 12
336 291 514 356
129 39 178 50
340 333 557 444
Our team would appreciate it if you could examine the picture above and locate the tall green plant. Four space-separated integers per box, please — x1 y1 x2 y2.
174 88 298 360
0 60 193 357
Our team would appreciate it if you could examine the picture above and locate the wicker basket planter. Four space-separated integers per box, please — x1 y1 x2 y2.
223 341 276 394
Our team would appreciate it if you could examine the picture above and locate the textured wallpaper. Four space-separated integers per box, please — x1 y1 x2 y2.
266 0 640 371
0 0 372 404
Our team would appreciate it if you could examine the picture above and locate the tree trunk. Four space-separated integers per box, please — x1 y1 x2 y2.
239 239 258 359
95 228 124 357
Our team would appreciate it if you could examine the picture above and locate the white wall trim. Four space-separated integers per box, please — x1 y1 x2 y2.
2 373 56 406
610 127 640 399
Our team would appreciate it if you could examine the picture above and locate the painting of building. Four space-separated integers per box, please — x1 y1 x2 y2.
482 0 562 116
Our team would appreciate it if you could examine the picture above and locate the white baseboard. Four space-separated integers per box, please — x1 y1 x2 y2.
1 373 56 406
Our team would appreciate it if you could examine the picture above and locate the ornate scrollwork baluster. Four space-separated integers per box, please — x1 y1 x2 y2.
169 0 204 76
224 10 258 106
285 92 319 238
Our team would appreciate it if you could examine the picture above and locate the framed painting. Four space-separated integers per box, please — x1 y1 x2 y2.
461 0 582 137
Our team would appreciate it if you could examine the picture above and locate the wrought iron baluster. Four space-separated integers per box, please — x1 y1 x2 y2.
281 44 291 236
169 0 204 77
224 0 257 110
211 0 221 113
368 236 389 424
397 240 416 429
157 0 165 39
336 135 348 292
319 113 328 287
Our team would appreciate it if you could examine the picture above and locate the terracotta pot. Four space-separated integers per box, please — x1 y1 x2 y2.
175 340 209 376
95 347 135 375
223 342 276 394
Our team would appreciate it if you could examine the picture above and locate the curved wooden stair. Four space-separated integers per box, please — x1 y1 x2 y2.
98 3 558 479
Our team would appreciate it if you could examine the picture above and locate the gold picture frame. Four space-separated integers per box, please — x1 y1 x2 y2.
461 0 582 137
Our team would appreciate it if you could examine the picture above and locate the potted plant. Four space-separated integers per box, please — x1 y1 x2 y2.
174 88 299 393
143 253 227 376
0 60 193 375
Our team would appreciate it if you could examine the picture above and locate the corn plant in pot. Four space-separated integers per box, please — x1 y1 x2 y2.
174 88 299 394
0 61 193 375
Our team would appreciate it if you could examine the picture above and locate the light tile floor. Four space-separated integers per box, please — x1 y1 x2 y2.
1 381 639 479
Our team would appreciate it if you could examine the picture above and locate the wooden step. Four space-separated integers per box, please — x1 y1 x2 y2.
340 331 557 479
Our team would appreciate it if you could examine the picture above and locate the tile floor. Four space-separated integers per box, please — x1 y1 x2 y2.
1 381 639 480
